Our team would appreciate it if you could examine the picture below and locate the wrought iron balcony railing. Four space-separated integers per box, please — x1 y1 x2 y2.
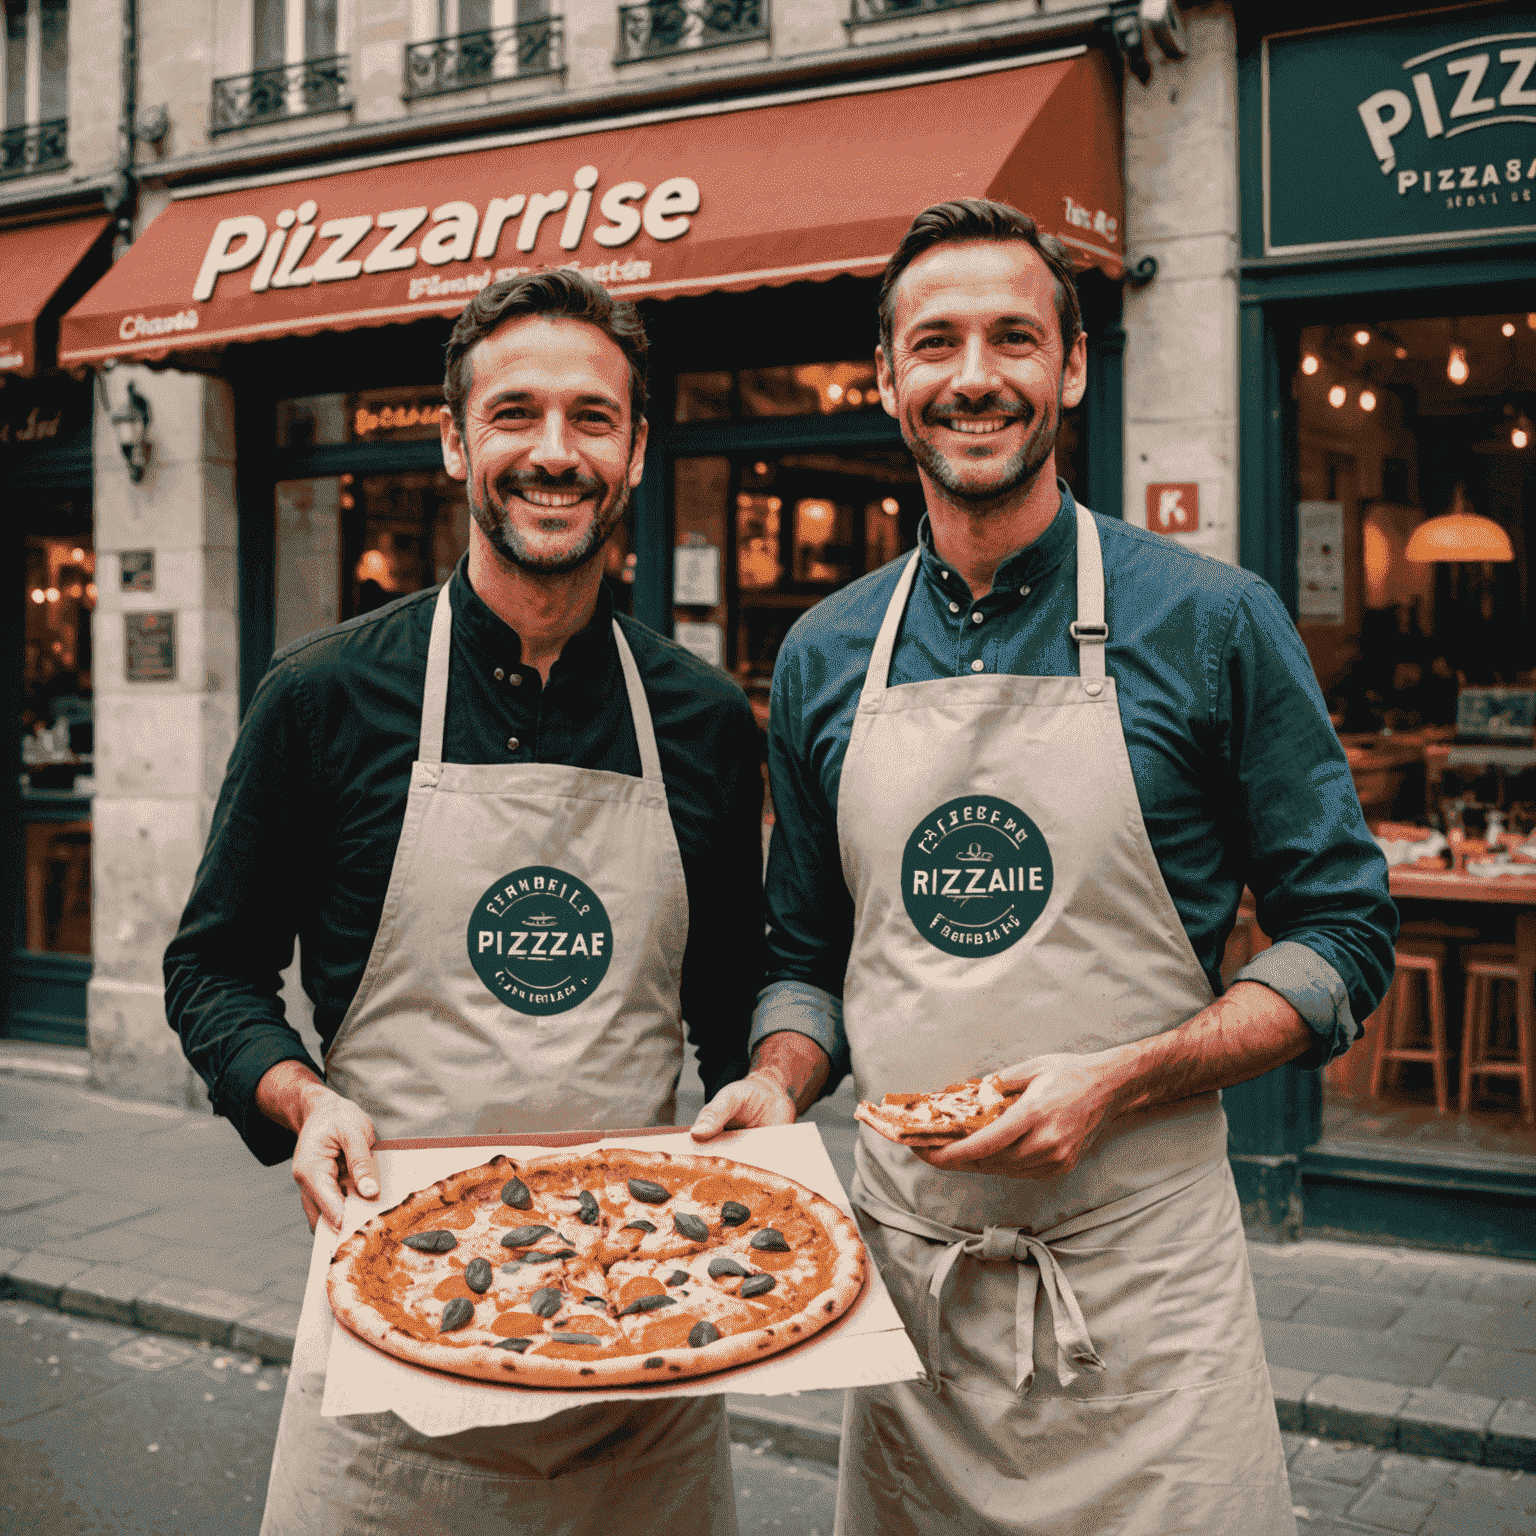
0 118 69 180
847 0 986 23
210 55 351 134
617 0 766 63
404 18 564 100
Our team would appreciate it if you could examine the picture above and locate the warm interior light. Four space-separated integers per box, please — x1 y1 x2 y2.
70 547 84 562
826 382 844 402
1405 485 1515 562
1503 321 1517 337
1528 313 1536 329
1353 330 1371 346
1359 389 1377 412
1447 343 1469 384
881 497 900 515
1301 354 1320 375
753 461 768 476
1513 412 1534 450
45 587 60 603
29 588 45 604
1394 346 1407 359
1328 385 1347 407
846 389 862 406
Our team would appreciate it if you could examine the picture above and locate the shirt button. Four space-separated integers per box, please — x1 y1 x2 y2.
493 667 505 681
507 737 520 752
1020 585 1031 597
971 611 983 625
940 570 949 580
970 659 985 673
949 601 961 614
508 672 522 686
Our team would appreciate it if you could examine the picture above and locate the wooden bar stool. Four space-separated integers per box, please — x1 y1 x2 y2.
1459 943 1536 1126
1368 940 1452 1112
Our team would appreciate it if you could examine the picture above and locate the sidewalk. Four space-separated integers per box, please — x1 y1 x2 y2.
2 1056 1533 1472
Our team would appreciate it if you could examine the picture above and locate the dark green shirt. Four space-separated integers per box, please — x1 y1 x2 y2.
165 560 763 1165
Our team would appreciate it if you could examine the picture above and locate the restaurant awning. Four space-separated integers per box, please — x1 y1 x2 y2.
1 214 112 375
59 49 1123 369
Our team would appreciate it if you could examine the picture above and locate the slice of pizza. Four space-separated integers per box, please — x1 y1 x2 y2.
853 1076 1022 1147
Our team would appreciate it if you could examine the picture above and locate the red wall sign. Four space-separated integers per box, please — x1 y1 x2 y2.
1146 483 1200 534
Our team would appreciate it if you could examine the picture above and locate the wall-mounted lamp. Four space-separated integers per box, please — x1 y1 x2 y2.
111 381 153 483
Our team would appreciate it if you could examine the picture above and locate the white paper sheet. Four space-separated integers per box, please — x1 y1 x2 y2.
310 1122 922 1435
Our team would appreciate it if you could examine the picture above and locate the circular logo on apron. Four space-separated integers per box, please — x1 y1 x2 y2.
901 795 1053 957
466 866 613 1016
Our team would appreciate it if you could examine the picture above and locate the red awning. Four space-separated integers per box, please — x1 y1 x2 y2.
59 51 1122 368
1 214 112 375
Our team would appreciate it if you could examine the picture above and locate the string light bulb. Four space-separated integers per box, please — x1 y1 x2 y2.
1301 354 1320 375
1359 389 1377 412
1513 412 1533 451
1353 330 1371 346
1447 343 1469 384
1328 385 1347 408
1503 322 1517 337
1395 346 1408 359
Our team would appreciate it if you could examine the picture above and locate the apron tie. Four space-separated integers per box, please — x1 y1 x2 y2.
855 1191 1106 1395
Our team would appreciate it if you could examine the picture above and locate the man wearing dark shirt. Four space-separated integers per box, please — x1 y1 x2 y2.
166 271 800 1535
696 202 1396 1534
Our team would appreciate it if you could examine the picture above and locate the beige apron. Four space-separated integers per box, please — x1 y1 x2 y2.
260 584 737 1536
832 506 1294 1536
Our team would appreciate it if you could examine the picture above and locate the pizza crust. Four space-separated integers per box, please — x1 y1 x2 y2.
327 1147 866 1389
854 1076 1022 1146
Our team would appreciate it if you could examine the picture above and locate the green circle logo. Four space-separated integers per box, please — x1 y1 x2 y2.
467 866 613 1016
901 795 1053 957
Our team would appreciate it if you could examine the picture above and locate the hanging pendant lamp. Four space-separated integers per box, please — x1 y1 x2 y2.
1404 484 1514 563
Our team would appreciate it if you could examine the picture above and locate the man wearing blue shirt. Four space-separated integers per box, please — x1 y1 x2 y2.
694 200 1395 1535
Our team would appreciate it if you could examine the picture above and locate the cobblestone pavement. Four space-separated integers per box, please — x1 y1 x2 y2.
3 1062 1535 1473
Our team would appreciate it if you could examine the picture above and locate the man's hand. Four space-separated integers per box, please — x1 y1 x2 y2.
255 1060 380 1232
916 1054 1120 1178
918 983 1315 1180
692 1032 831 1142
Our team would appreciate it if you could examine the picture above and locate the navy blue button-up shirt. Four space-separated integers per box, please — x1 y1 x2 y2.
752 485 1397 1077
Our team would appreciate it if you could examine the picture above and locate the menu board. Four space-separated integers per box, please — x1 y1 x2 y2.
1297 501 1345 623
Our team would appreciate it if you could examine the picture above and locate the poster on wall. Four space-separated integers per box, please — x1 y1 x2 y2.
674 621 724 669
1298 501 1345 623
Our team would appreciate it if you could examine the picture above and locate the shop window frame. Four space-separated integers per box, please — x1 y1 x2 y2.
1236 8 1536 1256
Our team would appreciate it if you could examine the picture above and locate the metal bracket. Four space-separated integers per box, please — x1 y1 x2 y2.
1069 621 1109 644
1110 10 1152 86
1139 0 1189 62
1126 254 1160 289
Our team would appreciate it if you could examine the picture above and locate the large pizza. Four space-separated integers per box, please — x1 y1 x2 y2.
327 1146 866 1387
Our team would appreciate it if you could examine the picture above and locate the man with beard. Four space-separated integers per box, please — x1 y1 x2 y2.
166 271 801 1534
695 201 1394 1532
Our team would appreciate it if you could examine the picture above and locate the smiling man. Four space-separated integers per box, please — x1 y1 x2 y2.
695 201 1396 1532
164 271 809 1534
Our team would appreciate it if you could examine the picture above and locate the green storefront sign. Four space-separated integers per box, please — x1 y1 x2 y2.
1264 3 1536 255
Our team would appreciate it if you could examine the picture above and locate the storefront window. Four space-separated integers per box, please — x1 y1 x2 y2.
675 362 884 422
20 525 95 957
1291 309 1535 1160
672 449 921 692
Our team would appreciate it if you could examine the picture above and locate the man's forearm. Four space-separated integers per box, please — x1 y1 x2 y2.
747 1031 831 1116
255 1058 333 1134
1098 981 1313 1121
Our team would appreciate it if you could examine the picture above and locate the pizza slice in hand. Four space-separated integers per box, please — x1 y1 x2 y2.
853 1076 1023 1147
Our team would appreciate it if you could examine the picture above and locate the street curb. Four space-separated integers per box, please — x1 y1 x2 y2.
3 1252 1532 1471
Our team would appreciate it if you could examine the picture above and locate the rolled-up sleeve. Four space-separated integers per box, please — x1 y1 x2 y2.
1222 582 1398 1065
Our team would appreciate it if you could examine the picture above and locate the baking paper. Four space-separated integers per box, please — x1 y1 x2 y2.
307 1122 922 1435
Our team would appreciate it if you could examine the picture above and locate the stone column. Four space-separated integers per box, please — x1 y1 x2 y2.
1121 2 1241 565
88 366 239 1105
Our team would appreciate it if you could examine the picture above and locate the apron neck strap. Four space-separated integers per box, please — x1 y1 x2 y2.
420 583 455 765
1069 503 1108 683
418 587 663 784
612 621 664 784
859 550 922 705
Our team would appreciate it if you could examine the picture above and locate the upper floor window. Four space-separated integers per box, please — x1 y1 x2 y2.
212 0 349 134
2 0 68 179
404 0 563 101
616 0 766 65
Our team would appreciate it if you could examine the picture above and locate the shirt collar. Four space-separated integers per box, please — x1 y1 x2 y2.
917 480 1078 599
448 553 615 673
